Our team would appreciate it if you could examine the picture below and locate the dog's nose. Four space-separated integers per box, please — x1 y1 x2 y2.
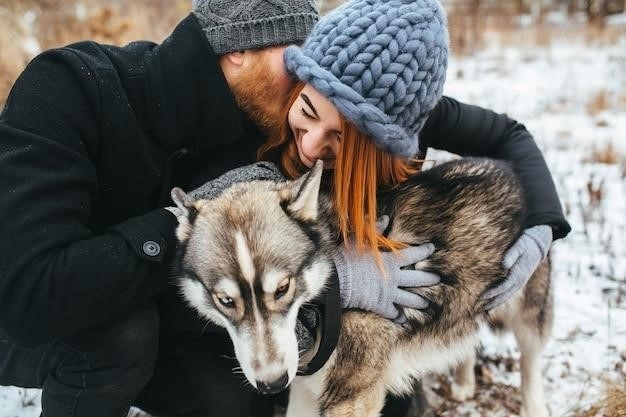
256 372 289 394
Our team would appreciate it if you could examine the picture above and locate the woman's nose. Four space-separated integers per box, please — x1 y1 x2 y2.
302 130 328 155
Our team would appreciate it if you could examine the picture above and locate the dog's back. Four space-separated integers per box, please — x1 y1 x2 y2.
294 158 550 417
386 158 526 328
170 158 551 417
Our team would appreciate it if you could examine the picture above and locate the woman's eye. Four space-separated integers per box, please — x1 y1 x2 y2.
300 108 315 120
218 296 235 308
275 281 290 300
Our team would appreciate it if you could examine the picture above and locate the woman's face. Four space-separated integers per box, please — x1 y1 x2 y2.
288 84 342 169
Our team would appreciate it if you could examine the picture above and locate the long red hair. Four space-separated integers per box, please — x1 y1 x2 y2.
258 82 420 256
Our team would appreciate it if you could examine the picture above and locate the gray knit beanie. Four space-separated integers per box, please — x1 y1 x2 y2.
192 0 320 55
284 0 449 158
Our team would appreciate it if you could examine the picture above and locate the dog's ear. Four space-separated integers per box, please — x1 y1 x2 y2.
170 187 195 216
170 187 198 242
281 160 323 222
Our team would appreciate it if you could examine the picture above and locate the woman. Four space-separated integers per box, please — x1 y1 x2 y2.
253 0 569 322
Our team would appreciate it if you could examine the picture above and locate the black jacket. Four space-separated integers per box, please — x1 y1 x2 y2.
0 14 570 346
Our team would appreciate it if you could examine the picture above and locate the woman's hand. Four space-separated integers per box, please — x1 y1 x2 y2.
334 235 440 323
481 225 553 310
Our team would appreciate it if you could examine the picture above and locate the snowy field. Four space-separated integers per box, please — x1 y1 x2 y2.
1 20 625 417
424 27 626 416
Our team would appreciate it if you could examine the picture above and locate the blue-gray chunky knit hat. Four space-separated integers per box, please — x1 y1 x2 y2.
192 0 320 55
284 0 449 158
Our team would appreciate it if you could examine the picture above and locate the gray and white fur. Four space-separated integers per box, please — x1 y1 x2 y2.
170 157 552 417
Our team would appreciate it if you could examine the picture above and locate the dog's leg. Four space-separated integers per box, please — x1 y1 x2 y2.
450 353 476 401
322 384 387 417
287 377 322 417
514 327 550 417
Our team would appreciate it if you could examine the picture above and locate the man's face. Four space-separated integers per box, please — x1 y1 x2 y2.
229 46 295 137
262 46 293 102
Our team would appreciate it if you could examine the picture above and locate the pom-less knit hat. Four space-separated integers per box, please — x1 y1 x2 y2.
192 0 320 55
284 0 448 158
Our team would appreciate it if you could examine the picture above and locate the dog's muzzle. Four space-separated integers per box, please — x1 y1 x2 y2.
256 372 289 394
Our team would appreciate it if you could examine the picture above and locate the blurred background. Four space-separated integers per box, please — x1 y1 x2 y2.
0 1 625 416
1 0 625 107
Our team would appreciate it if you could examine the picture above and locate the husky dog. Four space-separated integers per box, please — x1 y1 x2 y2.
170 158 552 417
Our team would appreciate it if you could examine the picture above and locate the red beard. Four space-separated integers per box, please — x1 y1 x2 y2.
229 54 292 138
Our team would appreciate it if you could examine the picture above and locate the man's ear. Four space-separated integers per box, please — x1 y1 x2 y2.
280 160 323 222
220 51 246 67
218 51 248 87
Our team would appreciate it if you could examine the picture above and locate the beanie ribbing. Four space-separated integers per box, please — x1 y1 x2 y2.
192 0 320 55
284 0 449 158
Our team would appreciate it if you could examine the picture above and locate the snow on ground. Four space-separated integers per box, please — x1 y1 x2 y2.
1 25 625 417
423 33 626 417
0 388 39 417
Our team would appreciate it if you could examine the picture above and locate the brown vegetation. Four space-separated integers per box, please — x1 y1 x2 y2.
573 378 626 417
591 142 622 165
2 0 626 106
444 0 626 55
0 1 33 105
0 0 187 107
587 90 611 116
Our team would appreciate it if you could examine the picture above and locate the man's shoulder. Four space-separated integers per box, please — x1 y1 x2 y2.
47 39 157 75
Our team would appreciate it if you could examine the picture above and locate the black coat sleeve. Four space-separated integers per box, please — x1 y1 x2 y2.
420 96 571 240
0 51 177 345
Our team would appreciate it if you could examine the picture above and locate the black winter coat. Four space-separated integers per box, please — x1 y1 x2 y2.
0 14 570 346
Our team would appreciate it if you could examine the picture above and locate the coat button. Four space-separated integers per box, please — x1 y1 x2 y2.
142 241 161 257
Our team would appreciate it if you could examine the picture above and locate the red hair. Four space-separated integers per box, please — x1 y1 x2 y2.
258 82 420 256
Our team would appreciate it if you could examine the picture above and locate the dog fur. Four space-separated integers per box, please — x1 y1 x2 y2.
170 157 553 417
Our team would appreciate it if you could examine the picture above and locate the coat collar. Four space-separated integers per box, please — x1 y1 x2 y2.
144 14 246 153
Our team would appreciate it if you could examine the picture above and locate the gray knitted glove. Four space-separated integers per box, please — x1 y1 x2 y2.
482 225 552 310
334 235 440 323
189 161 285 200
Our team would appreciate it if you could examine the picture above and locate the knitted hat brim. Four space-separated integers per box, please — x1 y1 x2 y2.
284 45 419 159
205 13 319 55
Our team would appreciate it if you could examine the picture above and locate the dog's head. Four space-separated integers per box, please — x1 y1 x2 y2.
170 161 333 393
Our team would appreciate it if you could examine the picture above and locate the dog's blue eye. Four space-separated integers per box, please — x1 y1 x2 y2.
218 296 235 308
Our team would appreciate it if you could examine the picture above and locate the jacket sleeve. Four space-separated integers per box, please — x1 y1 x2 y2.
419 96 571 240
0 50 177 345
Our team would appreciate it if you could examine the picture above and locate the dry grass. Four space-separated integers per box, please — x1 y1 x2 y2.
1 1 625 106
0 2 34 104
587 179 605 208
591 142 622 165
584 143 622 208
444 2 626 55
0 0 187 107
587 90 611 116
573 378 626 417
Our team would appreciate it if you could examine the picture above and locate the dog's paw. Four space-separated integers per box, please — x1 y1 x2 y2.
450 381 476 401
